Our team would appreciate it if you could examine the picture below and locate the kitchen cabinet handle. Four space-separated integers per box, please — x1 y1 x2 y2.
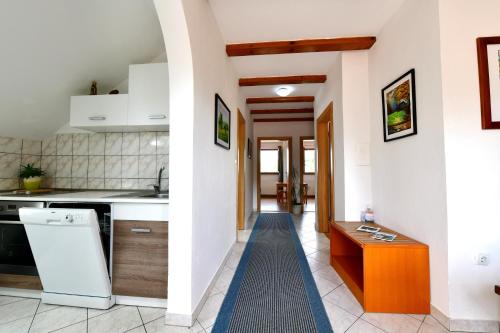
148 114 166 120
131 228 151 233
89 116 106 121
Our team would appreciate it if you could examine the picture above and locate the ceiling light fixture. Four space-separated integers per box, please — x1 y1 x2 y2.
275 86 292 97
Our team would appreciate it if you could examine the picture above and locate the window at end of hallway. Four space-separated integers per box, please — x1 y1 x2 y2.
304 149 315 174
260 149 279 173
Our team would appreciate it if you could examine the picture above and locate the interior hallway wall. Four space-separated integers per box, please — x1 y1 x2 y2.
252 121 314 210
368 0 449 316
314 52 372 221
439 0 500 321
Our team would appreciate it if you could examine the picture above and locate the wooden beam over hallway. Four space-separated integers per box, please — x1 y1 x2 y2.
250 108 314 115
246 96 314 104
239 75 327 86
227 37 376 57
253 117 314 123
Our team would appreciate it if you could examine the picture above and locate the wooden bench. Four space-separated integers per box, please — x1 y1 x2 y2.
330 221 430 314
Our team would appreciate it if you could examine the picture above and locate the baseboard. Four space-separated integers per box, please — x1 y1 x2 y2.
431 305 499 333
116 295 167 308
165 242 235 327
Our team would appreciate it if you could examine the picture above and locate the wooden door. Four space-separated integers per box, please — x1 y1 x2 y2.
316 103 334 233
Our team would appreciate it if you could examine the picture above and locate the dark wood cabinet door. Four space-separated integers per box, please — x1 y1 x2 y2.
112 220 168 299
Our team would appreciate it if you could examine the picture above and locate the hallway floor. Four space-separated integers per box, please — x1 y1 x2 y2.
0 213 458 333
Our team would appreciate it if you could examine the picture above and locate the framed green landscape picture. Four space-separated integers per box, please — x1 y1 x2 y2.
214 93 231 150
381 69 417 142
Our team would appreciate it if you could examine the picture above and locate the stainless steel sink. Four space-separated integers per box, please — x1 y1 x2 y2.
140 193 169 198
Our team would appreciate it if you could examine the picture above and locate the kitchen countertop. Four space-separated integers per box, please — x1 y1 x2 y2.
0 190 169 204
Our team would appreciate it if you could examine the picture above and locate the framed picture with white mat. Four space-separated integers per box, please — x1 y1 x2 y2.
477 36 500 129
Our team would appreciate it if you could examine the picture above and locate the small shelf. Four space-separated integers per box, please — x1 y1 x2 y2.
332 255 364 291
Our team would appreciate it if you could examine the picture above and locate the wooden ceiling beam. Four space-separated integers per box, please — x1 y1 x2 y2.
227 37 376 57
246 96 314 104
239 75 327 86
253 117 314 123
251 108 314 115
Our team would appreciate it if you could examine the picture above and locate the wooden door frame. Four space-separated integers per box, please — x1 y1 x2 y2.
316 103 334 233
237 110 246 230
300 136 315 212
256 136 293 212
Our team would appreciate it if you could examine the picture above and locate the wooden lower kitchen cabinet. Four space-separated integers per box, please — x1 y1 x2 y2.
330 222 430 314
0 274 42 290
112 220 168 299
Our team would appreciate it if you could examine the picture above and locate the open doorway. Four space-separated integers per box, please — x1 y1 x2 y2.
257 137 292 212
316 103 334 233
300 136 316 212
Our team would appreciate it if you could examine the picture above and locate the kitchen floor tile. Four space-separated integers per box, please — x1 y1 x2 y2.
196 293 225 329
346 318 385 333
50 320 87 333
0 295 24 306
0 298 39 325
323 284 364 317
322 299 358 333
312 271 341 296
361 312 422 333
0 315 32 333
145 317 205 333
88 306 142 333
30 306 86 333
137 307 165 324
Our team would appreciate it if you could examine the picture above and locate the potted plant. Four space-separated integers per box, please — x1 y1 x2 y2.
19 164 45 191
290 167 302 215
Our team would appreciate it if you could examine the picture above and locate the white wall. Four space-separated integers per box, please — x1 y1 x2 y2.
314 52 372 221
315 54 345 220
154 0 250 320
368 0 450 316
439 0 500 321
181 0 248 315
252 121 314 209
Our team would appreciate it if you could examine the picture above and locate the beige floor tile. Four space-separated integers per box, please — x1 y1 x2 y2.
315 265 343 285
0 298 39 325
36 302 60 314
30 306 87 333
347 318 385 333
313 272 341 296
51 320 87 333
138 306 166 324
409 314 426 321
322 299 358 332
213 267 235 295
87 304 124 319
306 256 329 272
197 293 225 329
307 250 330 265
302 244 319 256
225 250 243 270
0 295 24 306
125 326 146 333
145 317 205 333
0 315 32 333
362 312 422 333
323 285 364 317
418 315 449 333
88 306 142 333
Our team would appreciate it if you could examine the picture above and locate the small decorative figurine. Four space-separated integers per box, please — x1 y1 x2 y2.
90 81 97 95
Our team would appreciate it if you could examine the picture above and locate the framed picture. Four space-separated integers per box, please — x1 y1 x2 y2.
477 37 500 129
247 138 252 159
214 93 231 149
381 69 417 142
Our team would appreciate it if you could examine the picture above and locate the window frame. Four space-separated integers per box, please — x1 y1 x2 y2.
260 148 280 174
303 148 316 175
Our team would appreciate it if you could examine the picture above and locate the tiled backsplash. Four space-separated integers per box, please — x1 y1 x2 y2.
0 137 42 191
0 132 169 191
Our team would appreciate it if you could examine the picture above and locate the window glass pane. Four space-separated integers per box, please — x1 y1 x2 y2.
260 150 278 173
304 149 315 173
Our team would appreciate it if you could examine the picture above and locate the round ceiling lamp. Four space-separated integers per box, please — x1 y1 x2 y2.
275 86 293 97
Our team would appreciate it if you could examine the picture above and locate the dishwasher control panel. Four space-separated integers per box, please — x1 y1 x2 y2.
19 208 99 226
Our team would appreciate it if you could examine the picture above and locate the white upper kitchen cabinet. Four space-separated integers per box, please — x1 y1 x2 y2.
128 63 169 129
70 94 128 132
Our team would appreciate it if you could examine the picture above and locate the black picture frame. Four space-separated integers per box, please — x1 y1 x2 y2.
381 69 417 142
214 93 231 150
247 138 252 159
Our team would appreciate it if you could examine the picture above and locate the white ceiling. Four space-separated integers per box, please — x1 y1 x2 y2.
209 0 406 115
0 0 165 140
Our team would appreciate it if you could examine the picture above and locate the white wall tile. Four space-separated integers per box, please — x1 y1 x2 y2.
72 156 88 178
42 136 57 156
88 178 105 189
105 156 122 179
0 153 21 178
122 156 139 179
139 155 156 178
139 132 157 155
56 156 72 177
0 137 22 154
89 134 105 155
57 135 73 155
88 156 105 178
105 133 122 155
104 179 121 190
122 133 140 155
73 134 89 155
21 140 42 155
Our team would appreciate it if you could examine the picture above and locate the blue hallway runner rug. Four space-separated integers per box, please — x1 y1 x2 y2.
212 213 333 333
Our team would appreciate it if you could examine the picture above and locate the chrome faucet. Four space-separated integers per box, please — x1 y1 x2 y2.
151 166 165 194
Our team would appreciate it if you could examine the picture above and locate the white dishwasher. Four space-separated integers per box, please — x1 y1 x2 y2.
19 208 115 309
